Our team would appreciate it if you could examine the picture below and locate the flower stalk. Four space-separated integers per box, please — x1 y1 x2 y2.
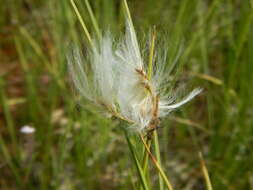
140 134 173 190
69 0 202 189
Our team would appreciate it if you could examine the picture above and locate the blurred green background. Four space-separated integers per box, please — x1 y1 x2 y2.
1 0 253 189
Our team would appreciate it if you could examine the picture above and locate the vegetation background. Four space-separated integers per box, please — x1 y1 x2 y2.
1 0 253 189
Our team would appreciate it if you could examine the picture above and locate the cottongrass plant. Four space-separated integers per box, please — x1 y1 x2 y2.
68 0 203 189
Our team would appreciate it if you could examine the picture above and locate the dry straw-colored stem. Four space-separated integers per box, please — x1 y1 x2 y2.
199 152 213 190
70 0 94 48
140 133 174 190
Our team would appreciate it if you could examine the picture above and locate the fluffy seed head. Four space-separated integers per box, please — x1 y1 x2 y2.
68 19 202 132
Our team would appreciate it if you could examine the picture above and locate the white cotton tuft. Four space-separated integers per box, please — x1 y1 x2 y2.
159 88 203 116
91 35 118 108
68 48 93 101
68 18 202 132
20 125 35 134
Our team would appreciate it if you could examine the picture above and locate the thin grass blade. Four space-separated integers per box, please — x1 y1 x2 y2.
124 130 150 190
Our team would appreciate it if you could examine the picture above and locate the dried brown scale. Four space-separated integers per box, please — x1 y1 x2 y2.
140 81 153 95
135 68 148 80
135 68 161 136
135 68 155 100
146 95 160 139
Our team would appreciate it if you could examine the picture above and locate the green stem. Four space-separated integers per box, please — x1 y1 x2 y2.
140 138 152 190
70 0 94 48
154 131 164 190
142 139 152 173
124 130 150 190
84 0 102 40
123 0 134 27
148 28 156 80
142 25 156 176
0 78 17 147
140 134 174 190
